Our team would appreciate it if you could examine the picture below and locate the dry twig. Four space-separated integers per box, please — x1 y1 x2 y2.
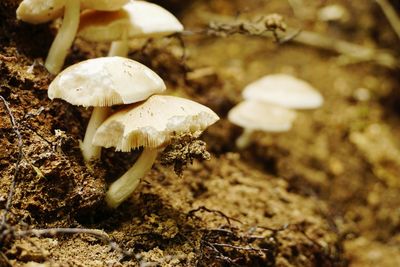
206 241 269 252
199 230 268 265
206 14 287 42
201 240 241 267
0 95 23 227
16 227 129 259
191 11 398 68
188 206 242 225
376 0 400 40
289 28 398 68
0 225 130 264
0 55 17 62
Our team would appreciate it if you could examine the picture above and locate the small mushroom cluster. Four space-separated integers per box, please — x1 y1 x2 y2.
16 2 218 208
78 1 184 57
16 0 183 74
48 56 219 208
48 56 166 161
228 73 323 149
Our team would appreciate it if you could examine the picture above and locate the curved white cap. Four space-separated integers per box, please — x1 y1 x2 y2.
16 0 66 24
228 100 296 132
81 0 129 11
78 9 130 42
48 57 166 107
16 0 129 24
78 1 184 42
243 74 323 109
93 95 220 151
125 1 183 37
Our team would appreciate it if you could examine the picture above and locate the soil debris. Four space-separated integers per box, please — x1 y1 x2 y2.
160 133 211 176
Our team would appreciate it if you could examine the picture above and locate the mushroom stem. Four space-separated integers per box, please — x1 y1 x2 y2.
81 107 110 162
235 129 254 149
105 148 159 208
108 27 129 57
44 0 80 74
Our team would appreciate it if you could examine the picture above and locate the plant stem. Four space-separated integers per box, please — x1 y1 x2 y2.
108 27 129 57
45 0 80 74
105 148 159 208
80 107 110 162
376 0 400 40
235 129 254 149
289 28 397 68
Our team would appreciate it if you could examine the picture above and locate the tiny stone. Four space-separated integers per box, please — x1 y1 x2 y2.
353 88 371 102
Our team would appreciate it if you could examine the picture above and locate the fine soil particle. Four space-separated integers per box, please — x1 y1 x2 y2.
1 0 400 266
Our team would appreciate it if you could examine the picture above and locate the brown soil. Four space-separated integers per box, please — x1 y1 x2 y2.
1 0 400 266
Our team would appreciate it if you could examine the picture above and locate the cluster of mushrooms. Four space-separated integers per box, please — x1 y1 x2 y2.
16 0 219 208
228 74 323 149
17 0 184 73
16 1 325 209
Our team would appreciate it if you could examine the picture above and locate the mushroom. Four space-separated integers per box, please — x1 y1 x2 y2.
16 0 66 24
16 0 129 74
78 1 184 57
242 73 323 109
48 56 166 161
93 95 219 208
228 100 297 149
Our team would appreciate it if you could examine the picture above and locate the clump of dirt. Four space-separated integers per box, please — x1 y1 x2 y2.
0 54 105 223
160 133 211 176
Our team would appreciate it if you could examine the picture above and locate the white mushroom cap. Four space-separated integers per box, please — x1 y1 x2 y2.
93 95 220 151
318 4 349 22
81 0 129 11
125 1 183 37
78 1 184 42
16 0 128 24
243 74 323 109
48 57 166 107
228 100 297 132
78 9 130 42
16 0 66 24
